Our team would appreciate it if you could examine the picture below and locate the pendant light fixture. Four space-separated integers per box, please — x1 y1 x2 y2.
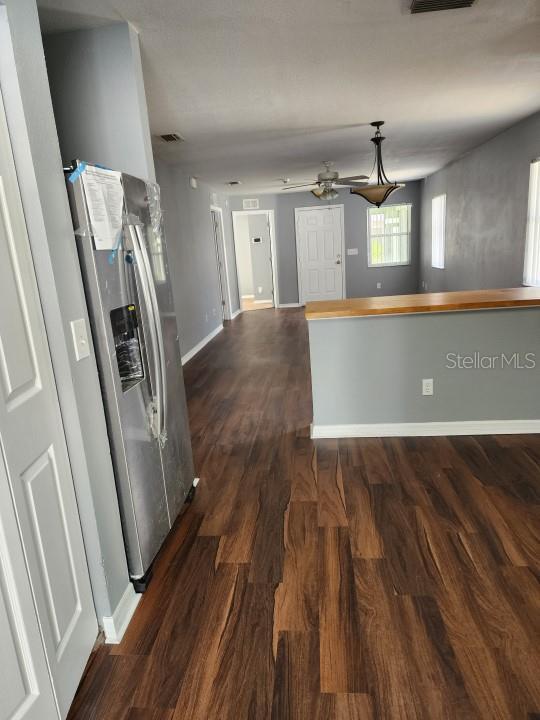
350 121 404 206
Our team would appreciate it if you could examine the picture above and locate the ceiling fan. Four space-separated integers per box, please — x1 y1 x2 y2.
282 161 368 200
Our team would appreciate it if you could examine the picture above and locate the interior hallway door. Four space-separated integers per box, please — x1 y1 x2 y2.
295 205 345 303
211 209 228 320
0 90 97 717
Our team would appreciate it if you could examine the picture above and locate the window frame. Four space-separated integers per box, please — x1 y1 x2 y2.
431 193 446 270
366 202 412 268
523 158 540 287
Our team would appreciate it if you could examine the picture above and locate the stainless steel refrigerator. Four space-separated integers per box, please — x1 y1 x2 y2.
66 160 195 590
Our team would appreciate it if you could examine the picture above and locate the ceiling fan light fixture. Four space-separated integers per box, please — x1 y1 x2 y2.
352 121 405 207
283 163 367 194
313 186 339 200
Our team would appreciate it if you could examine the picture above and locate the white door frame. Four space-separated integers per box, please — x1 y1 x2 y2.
294 204 346 305
232 209 279 309
210 205 233 320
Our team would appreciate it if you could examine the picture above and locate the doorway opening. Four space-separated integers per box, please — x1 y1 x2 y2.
232 210 278 311
210 206 233 320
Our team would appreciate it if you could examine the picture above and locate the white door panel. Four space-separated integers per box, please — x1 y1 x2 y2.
296 206 344 303
22 447 81 659
0 91 97 718
0 454 58 720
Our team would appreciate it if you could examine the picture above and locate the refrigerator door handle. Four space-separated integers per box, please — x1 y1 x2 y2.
132 224 168 445
128 224 163 442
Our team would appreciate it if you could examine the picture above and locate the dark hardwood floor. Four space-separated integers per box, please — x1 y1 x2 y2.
68 308 540 720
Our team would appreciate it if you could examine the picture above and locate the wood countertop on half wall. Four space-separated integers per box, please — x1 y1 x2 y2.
305 287 540 320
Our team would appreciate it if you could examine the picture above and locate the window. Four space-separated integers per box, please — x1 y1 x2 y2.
431 194 446 269
367 204 411 267
523 159 540 286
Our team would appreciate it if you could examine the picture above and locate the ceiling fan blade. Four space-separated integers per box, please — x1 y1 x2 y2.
337 174 369 182
282 183 317 190
333 180 368 187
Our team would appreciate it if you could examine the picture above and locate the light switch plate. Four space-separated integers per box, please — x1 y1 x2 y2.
70 318 91 361
346 248 358 256
377 282 382 289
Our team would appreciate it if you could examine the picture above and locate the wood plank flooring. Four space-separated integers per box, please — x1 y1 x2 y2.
68 308 540 720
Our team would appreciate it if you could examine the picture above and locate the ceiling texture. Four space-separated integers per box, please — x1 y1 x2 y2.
38 0 540 193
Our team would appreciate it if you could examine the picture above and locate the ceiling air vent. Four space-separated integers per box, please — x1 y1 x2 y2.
243 198 259 210
159 133 184 143
411 0 475 12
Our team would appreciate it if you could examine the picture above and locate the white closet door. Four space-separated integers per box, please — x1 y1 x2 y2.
0 454 59 720
0 90 97 717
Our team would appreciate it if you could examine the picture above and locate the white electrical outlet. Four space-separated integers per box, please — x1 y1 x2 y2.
376 282 382 289
422 378 434 396
258 286 263 294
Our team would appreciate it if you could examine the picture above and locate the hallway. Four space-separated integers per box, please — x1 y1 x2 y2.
68 308 539 720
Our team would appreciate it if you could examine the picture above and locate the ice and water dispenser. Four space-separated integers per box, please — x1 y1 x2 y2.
110 304 144 391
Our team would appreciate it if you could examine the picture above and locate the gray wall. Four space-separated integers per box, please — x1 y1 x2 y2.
156 160 239 357
420 111 540 293
231 182 421 304
309 308 540 428
2 0 130 621
43 23 155 181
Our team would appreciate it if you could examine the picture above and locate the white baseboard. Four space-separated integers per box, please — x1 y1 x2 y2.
254 299 273 304
311 419 540 439
241 294 255 299
181 324 223 365
278 303 303 308
102 583 140 644
230 308 242 319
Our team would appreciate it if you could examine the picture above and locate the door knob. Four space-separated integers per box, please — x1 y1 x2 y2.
336 259 341 264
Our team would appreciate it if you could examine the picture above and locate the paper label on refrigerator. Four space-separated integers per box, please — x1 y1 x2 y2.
81 166 124 250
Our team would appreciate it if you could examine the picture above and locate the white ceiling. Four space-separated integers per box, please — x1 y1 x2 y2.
39 0 540 194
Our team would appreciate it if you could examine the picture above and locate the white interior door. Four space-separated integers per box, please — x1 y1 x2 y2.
0 453 59 720
211 209 228 320
296 205 344 303
0 91 97 717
